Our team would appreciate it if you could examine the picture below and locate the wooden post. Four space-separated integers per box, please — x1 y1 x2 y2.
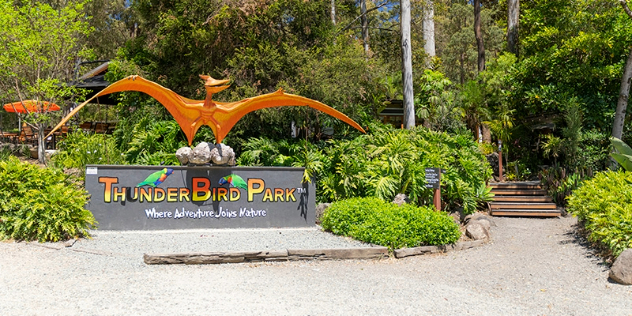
433 186 441 211
498 140 504 182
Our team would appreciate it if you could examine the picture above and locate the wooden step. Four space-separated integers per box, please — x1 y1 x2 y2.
491 189 547 196
491 209 561 217
492 195 553 203
489 181 541 190
489 202 557 210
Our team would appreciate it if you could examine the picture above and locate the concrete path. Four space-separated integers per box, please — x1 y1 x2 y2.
0 216 630 315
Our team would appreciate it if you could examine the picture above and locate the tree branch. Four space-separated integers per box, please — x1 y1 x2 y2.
334 1 392 37
621 0 632 19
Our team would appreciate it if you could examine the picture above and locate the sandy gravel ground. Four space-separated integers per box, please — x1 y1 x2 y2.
0 216 630 315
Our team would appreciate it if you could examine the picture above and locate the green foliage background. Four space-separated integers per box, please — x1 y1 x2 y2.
239 124 493 214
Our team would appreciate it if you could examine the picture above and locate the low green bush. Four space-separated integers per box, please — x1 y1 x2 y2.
321 197 461 249
567 170 632 257
0 157 96 241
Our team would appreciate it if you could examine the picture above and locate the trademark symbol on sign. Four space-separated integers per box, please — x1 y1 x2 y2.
297 187 306 194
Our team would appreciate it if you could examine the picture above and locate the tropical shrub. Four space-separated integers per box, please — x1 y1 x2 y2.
0 157 95 241
0 145 12 161
539 167 590 207
321 197 461 249
611 137 632 171
51 130 126 171
237 137 325 182
567 170 632 257
239 124 493 214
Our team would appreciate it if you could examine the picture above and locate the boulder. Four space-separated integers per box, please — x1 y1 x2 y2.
315 203 331 225
189 142 212 164
449 207 466 223
609 249 632 285
464 213 496 227
465 222 489 240
471 217 491 231
176 147 192 165
210 143 236 166
392 194 410 206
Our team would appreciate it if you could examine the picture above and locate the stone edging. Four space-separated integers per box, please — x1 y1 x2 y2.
143 239 488 265
393 239 487 258
143 247 389 264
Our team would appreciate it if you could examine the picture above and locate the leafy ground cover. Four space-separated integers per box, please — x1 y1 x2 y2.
567 170 632 257
0 156 95 242
321 197 461 249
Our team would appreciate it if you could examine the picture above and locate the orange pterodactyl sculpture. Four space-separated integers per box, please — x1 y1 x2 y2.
48 75 365 144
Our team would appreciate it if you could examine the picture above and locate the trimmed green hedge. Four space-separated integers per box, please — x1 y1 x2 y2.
0 157 96 242
321 197 461 249
567 170 632 257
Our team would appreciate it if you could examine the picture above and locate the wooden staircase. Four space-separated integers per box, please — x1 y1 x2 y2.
489 181 561 217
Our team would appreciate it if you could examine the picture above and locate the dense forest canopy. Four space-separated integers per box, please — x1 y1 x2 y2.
2 0 632 172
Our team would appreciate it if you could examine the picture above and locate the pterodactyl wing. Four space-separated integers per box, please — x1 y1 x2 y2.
48 76 204 144
212 89 366 144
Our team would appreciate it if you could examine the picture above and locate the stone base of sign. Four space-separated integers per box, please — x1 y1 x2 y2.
143 247 389 264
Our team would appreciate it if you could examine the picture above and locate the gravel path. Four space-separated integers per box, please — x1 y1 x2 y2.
1 216 630 315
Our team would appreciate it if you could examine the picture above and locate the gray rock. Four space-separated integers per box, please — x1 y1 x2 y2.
471 217 491 231
465 213 496 227
210 143 236 166
466 222 489 240
175 147 192 165
449 207 466 223
392 194 409 206
609 249 632 285
315 203 331 225
189 142 212 164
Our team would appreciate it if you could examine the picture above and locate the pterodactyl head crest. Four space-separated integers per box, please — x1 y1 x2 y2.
200 75 230 95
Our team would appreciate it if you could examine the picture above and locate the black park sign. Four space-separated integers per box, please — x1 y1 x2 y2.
84 165 315 230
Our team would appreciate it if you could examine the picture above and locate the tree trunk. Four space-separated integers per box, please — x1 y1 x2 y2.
331 0 336 25
474 0 486 72
422 0 435 66
612 49 632 144
361 0 369 57
482 123 492 143
459 52 466 85
37 124 46 164
507 0 519 56
612 0 632 168
401 0 415 129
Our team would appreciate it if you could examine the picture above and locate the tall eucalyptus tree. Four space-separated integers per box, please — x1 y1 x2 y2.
401 0 415 128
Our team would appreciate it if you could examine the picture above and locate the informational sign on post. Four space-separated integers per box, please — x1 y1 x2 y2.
425 167 442 211
424 168 441 189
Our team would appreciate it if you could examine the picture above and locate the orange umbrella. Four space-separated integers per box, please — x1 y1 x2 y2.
3 100 61 113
